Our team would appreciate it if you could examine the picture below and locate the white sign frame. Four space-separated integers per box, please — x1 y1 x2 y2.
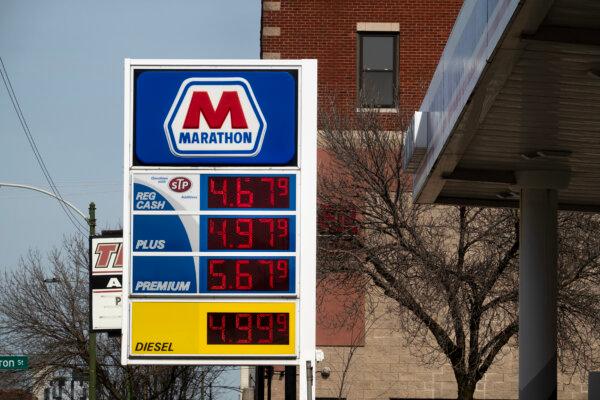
90 236 123 331
121 59 317 398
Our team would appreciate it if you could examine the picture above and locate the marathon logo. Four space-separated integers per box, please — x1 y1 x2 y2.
164 78 266 158
135 342 173 352
134 281 191 292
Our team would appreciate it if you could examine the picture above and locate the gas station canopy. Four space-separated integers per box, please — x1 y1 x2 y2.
404 0 600 210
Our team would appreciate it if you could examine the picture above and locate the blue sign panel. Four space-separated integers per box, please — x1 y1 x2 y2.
131 256 296 295
132 256 197 294
132 215 198 252
199 174 296 211
134 70 297 166
199 257 295 294
199 215 296 252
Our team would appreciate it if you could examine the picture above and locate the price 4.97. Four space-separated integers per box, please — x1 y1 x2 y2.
207 217 291 250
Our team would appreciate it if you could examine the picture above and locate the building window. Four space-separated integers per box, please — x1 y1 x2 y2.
358 32 398 108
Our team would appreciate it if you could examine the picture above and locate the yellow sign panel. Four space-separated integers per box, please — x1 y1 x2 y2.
130 301 296 357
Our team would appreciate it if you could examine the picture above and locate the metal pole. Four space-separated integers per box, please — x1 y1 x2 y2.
519 187 557 400
284 366 296 400
305 362 313 400
126 367 132 400
0 182 87 221
254 366 265 400
88 202 97 400
266 367 273 400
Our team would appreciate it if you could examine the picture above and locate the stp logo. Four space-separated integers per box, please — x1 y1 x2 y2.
168 177 192 193
163 77 266 158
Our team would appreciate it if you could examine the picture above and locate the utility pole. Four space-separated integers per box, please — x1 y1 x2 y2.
88 202 97 400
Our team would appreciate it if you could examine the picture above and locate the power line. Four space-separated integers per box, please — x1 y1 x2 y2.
0 57 87 235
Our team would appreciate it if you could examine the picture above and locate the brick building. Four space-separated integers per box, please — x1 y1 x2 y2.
261 0 461 123
259 1 590 399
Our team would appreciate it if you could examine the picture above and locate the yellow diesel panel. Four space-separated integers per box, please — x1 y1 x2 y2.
130 301 296 357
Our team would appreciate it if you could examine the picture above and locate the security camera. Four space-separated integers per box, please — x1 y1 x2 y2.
320 367 331 379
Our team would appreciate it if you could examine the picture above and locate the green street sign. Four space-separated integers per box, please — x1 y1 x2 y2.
0 356 28 370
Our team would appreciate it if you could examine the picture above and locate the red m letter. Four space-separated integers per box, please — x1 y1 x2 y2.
183 91 248 129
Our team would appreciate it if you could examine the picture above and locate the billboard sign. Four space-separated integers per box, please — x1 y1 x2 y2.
90 235 123 331
134 69 297 166
122 59 317 377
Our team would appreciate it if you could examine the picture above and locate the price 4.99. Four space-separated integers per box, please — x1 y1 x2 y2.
207 312 289 345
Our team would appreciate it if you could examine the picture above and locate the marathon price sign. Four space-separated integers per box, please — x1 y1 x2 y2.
90 235 123 332
122 60 317 368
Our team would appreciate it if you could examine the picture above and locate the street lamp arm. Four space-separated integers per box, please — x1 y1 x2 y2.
0 182 87 221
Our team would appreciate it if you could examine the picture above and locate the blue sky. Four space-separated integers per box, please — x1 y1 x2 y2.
0 0 261 396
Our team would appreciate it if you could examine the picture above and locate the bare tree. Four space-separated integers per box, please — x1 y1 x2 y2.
317 104 600 399
0 236 235 400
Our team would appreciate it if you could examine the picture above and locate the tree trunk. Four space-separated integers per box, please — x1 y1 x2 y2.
456 379 477 400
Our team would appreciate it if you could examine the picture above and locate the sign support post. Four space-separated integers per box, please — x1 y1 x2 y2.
285 365 296 400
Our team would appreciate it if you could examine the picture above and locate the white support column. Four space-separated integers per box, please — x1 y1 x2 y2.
515 170 568 400
240 366 252 400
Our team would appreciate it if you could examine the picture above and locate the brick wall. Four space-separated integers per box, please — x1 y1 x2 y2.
261 0 463 126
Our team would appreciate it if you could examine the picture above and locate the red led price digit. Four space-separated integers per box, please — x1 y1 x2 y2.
277 219 289 239
209 219 227 248
209 178 228 207
277 178 289 199
236 314 252 344
258 260 275 288
236 178 254 208
235 218 253 248
260 177 275 207
208 260 226 290
259 218 275 247
235 260 253 290
257 313 274 343
276 313 288 333
276 260 288 282
209 314 227 343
